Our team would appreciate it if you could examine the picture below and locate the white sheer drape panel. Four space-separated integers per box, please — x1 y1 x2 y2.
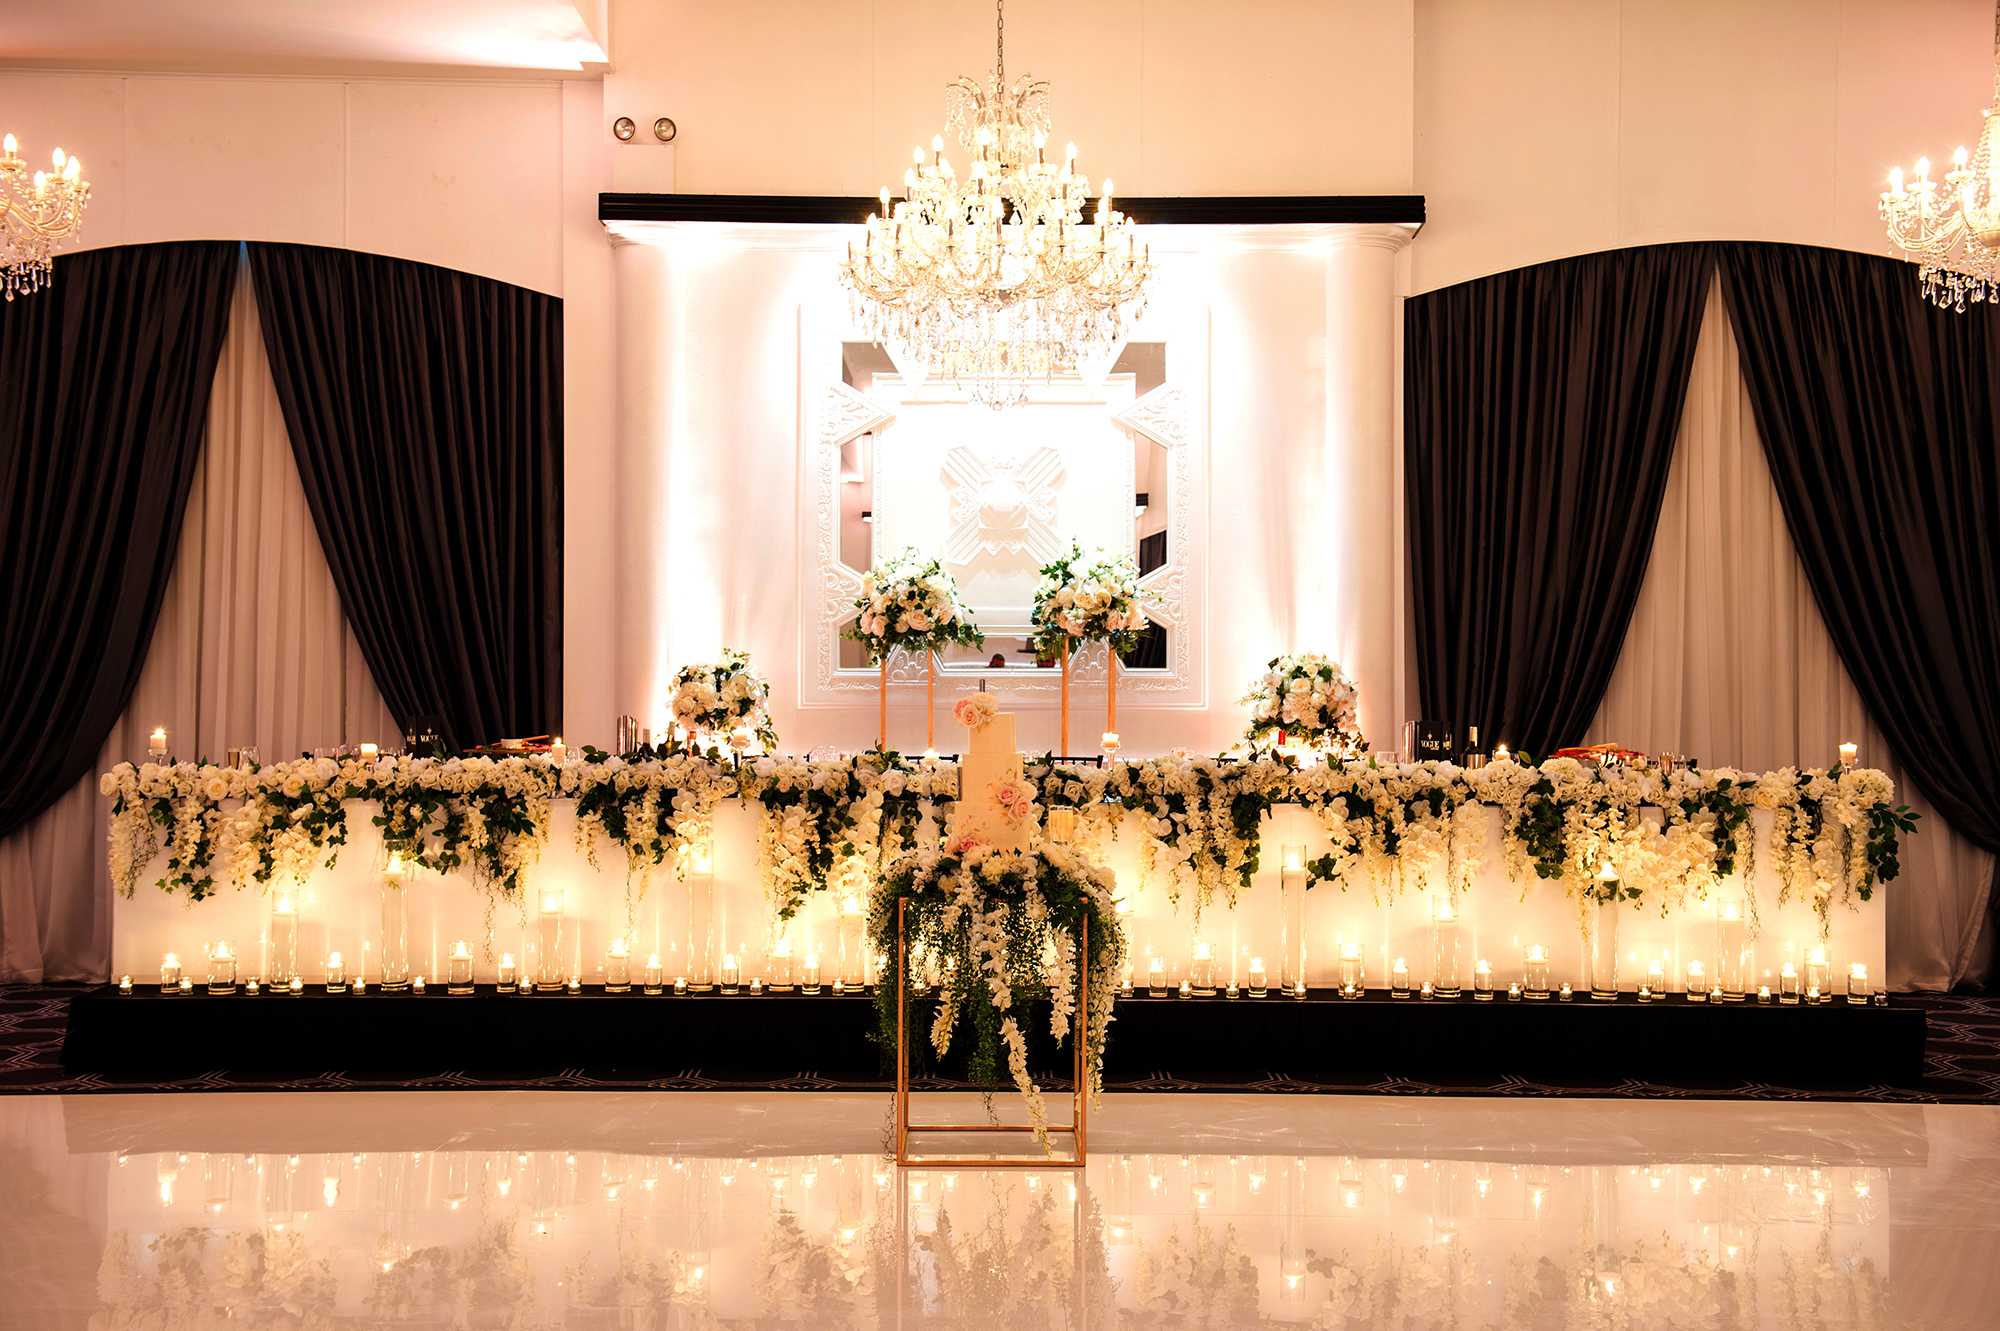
1588 280 1994 990
0 263 399 981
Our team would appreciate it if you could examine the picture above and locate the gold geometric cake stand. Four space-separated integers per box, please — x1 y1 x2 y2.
894 897 1089 1169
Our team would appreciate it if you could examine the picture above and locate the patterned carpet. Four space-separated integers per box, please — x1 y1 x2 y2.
7 982 1999 1102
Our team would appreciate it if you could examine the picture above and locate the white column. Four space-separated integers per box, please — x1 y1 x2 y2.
1324 225 1416 752
609 236 676 728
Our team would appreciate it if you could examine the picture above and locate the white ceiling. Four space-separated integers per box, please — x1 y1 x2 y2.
0 1 609 76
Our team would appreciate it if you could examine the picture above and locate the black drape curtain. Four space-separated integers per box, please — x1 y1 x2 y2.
0 242 238 839
1717 245 2000 854
1406 244 1716 758
246 243 563 752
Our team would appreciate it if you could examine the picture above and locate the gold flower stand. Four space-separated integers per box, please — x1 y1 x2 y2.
893 897 1089 1169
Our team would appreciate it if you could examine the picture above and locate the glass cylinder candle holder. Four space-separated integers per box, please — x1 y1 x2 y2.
684 839 717 991
535 890 566 992
1778 964 1800 1005
1587 898 1619 1001
1337 941 1364 995
1506 981 1522 1001
801 952 822 995
1804 946 1830 1003
178 977 193 995
1279 846 1308 996
767 939 795 992
1189 941 1217 996
447 940 475 995
719 953 741 994
1639 959 1664 1002
1472 958 1494 1001
497 952 518 992
1523 944 1551 999
674 975 689 995
1390 957 1411 998
1756 983 1772 1004
837 893 865 987
1430 897 1462 998
325 951 348 994
644 953 665 995
117 975 133 995
289 975 305 996
1146 955 1169 998
1685 959 1708 1001
604 939 632 993
207 942 237 995
244 977 260 995
268 893 299 988
1845 962 1871 1006
379 858 411 991
1717 898 1749 1000
1558 982 1573 1002
1247 956 1269 998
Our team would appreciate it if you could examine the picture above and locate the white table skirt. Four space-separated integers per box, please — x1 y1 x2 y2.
112 800 1885 995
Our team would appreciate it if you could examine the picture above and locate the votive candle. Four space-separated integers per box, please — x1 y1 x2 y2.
1846 961 1871 1005
1837 740 1858 767
1190 941 1216 995
1473 958 1494 1001
358 742 379 761
566 975 582 995
801 952 822 994
1147 955 1168 998
720 953 740 993
1558 982 1574 1001
674 975 689 995
497 952 518 991
289 976 305 995
644 952 665 994
1685 958 1708 1000
1507 980 1522 1001
325 951 347 994
748 976 765 996
1247 955 1268 997
604 938 631 993
208 941 237 995
148 726 168 756
1523 943 1550 998
1779 962 1801 1005
1337 940 1364 993
447 939 474 995
160 952 183 994
1805 946 1830 1002
1390 956 1411 998
117 975 133 995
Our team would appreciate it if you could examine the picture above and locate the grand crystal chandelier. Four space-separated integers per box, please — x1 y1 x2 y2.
0 132 89 301
1880 0 2000 310
839 0 1151 408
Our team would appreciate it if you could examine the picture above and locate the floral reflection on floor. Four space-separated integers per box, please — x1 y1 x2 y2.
7 1091 1993 1329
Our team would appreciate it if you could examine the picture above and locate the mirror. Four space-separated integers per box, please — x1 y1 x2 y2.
831 342 1173 675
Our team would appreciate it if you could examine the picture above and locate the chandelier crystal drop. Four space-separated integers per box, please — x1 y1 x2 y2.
1880 0 2000 311
839 0 1152 408
0 132 90 301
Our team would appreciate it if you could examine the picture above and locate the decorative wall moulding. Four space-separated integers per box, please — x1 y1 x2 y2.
599 192 1426 229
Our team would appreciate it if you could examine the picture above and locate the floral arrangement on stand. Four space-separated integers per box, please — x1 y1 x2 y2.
844 548 985 750
1029 542 1149 753
1239 653 1366 758
669 647 778 754
102 752 1916 946
869 840 1126 1152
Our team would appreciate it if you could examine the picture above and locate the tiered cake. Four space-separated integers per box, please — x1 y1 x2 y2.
951 706 1037 851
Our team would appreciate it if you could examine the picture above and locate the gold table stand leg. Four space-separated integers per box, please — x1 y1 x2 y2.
895 898 1088 1170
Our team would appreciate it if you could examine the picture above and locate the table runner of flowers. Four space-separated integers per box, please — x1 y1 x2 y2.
104 751 1914 937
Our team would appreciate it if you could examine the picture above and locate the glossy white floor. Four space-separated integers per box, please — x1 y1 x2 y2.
1 1092 1995 1330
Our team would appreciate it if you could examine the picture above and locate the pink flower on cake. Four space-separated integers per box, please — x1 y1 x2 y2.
953 693 999 731
948 834 986 856
990 776 1037 826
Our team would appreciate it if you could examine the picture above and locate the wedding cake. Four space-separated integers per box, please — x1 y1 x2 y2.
950 694 1037 851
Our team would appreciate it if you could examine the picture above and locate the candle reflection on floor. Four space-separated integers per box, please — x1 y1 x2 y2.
5 1092 1995 1329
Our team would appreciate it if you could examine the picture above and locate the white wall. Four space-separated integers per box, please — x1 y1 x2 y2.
1411 0 2000 292
600 0 1415 197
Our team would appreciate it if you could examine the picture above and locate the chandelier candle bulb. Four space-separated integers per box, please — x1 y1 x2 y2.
644 953 664 995
604 939 631 993
160 952 182 994
1473 958 1494 1001
1247 956 1268 998
1390 956 1410 998
1847 962 1872 1005
207 941 237 995
1779 963 1801 1005
325 951 347 994
1189 942 1216 996
1523 944 1551 999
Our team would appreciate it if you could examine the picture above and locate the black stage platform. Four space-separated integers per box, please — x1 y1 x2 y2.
64 985 1927 1088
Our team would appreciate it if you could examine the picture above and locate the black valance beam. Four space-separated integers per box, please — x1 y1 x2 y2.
600 192 1425 228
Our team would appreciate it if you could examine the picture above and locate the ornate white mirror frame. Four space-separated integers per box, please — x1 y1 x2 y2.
796 301 1209 711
